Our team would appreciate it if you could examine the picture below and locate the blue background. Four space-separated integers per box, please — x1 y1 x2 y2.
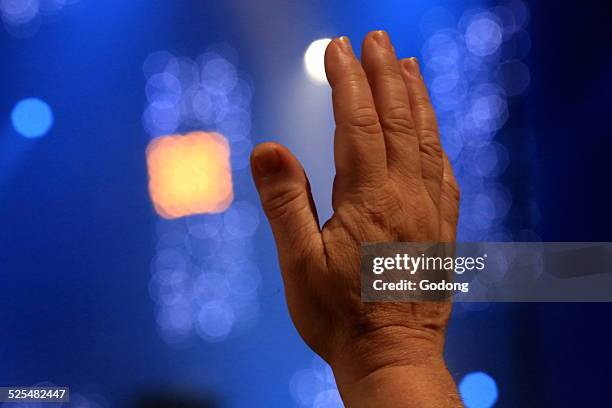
0 0 610 407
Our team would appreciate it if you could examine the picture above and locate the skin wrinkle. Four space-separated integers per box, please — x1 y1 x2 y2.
378 105 416 131
250 31 462 407
336 108 382 133
400 58 445 212
260 184 307 220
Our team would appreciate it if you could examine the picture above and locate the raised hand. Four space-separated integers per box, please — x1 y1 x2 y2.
251 31 461 407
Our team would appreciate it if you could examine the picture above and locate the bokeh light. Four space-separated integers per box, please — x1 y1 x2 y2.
304 38 332 84
459 371 499 408
0 0 38 24
223 201 259 239
290 356 341 408
196 300 236 341
145 72 182 108
202 57 238 95
0 0 79 37
144 45 260 345
465 13 503 57
420 2 531 243
146 131 233 219
141 49 254 146
11 97 54 138
313 390 343 408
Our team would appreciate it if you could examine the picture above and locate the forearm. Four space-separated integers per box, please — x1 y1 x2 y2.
335 360 462 408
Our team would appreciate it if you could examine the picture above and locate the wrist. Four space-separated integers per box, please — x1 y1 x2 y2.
334 361 462 408
329 324 446 385
328 326 461 407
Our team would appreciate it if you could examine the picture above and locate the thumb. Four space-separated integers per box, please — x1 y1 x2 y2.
250 142 323 267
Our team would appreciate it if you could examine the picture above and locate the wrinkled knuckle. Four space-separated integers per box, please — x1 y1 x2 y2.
373 63 399 80
419 128 441 142
415 94 433 108
263 187 307 221
447 180 461 202
380 106 415 134
419 130 443 159
343 107 381 136
420 151 443 173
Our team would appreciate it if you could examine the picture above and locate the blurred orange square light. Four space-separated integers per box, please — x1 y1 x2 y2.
146 131 233 219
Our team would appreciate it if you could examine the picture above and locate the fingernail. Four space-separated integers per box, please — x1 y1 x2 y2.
252 145 284 176
402 57 421 78
373 30 392 50
336 36 353 54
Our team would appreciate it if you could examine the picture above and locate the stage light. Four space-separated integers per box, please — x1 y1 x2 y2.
155 229 189 251
142 103 180 138
1 0 79 36
422 31 463 73
290 356 340 408
143 50 175 79
146 131 234 219
459 371 498 408
145 46 260 345
223 201 259 239
152 248 188 275
313 389 343 408
470 94 508 133
151 269 189 307
195 300 235 340
224 260 260 299
187 213 224 240
465 13 503 57
0 0 38 25
146 72 182 108
202 57 238 95
155 301 193 337
471 142 509 178
190 87 215 124
165 57 200 91
227 78 253 108
471 194 497 226
290 369 327 406
193 272 230 303
217 108 252 142
11 97 54 138
304 38 332 84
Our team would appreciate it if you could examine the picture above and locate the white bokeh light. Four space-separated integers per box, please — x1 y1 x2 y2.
304 38 332 84
1 0 79 36
290 355 341 407
465 14 503 57
419 4 531 243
